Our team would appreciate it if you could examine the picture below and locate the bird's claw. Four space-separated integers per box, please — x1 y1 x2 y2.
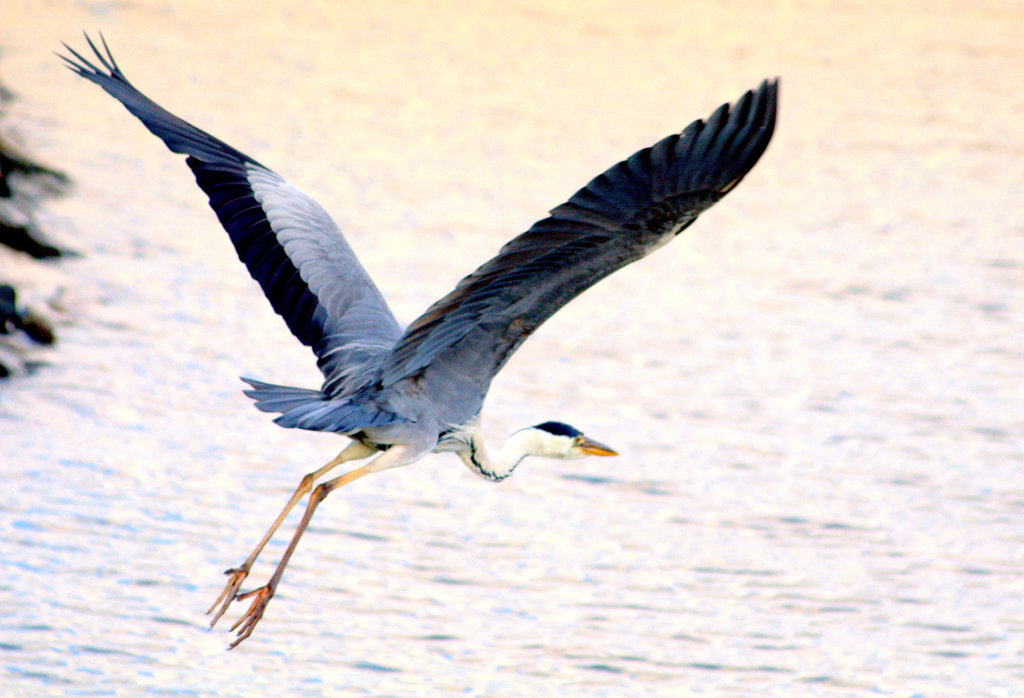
227 584 275 649
207 565 249 627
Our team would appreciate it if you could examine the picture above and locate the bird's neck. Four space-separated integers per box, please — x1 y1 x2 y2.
456 427 541 482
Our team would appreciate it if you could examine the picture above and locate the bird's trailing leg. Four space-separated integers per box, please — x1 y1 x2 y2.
207 439 377 627
225 443 421 648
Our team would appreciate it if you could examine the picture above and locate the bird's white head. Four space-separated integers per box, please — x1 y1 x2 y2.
455 419 618 482
519 421 619 460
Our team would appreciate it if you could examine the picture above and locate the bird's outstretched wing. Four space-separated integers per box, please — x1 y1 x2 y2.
382 79 777 410
59 34 402 397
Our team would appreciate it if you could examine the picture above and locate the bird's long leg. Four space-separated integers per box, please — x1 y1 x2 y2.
207 439 377 627
226 444 420 648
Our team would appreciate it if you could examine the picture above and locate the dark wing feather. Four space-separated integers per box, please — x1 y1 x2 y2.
59 34 402 397
381 80 778 412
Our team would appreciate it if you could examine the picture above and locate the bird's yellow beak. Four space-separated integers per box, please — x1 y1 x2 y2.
579 437 618 457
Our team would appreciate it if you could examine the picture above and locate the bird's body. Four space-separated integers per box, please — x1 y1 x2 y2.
60 34 778 647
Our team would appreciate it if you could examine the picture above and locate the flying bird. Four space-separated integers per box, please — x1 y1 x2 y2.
60 34 778 647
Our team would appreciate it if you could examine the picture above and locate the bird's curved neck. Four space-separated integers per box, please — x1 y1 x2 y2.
457 427 538 482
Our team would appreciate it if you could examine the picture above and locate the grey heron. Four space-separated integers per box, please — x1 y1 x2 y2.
60 34 778 647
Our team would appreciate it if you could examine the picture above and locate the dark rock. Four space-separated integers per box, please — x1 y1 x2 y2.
0 69 71 378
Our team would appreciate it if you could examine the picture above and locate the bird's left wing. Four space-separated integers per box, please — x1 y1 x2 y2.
60 35 403 397
381 80 778 404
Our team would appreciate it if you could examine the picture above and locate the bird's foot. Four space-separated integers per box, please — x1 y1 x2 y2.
227 583 276 649
207 565 250 627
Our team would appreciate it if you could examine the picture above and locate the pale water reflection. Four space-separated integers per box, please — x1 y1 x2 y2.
2 0 1023 695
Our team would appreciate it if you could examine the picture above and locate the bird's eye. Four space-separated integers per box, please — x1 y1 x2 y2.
573 435 584 445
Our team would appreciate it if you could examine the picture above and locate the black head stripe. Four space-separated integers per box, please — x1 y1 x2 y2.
533 421 582 438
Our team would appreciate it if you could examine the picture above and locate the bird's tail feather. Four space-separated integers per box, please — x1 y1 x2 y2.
240 377 405 433
242 377 322 413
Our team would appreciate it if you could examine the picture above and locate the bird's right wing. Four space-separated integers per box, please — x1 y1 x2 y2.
381 80 777 413
59 35 403 397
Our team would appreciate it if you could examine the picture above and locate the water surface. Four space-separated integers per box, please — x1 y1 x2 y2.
2 1 1023 694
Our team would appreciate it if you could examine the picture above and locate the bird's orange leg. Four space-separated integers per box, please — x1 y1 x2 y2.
223 443 424 648
225 457 387 648
207 440 377 627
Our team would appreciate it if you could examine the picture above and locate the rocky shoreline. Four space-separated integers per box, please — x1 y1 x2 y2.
0 73 68 377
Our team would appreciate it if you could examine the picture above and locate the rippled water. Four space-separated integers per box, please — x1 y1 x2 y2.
2 1 1023 695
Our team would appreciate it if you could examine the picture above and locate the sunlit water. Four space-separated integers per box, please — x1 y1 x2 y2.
2 1 1023 695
